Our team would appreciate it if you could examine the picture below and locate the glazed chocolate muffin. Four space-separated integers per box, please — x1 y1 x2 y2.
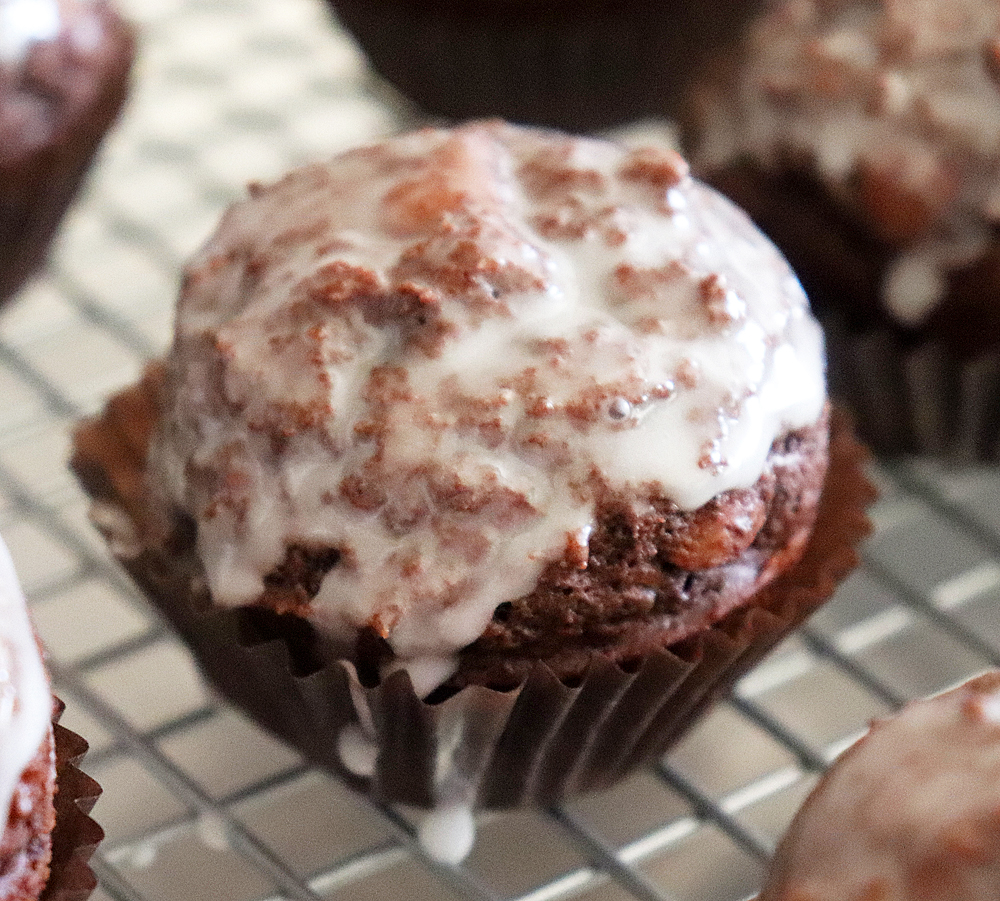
327 0 765 131
0 0 135 307
685 0 1000 458
760 672 1000 901
74 122 871 850
0 535 102 901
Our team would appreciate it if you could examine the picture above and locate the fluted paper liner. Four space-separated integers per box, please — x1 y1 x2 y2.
43 699 103 901
824 313 1000 461
73 369 873 810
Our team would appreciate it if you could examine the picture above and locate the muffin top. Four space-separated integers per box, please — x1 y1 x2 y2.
692 0 1000 326
149 121 824 688
0 536 49 830
761 672 1000 901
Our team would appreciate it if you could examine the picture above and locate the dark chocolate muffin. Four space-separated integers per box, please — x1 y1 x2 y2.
327 0 765 131
684 0 1000 458
0 0 135 307
74 121 872 859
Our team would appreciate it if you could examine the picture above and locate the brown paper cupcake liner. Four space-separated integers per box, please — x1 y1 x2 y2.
72 371 873 810
823 313 1000 461
328 0 763 132
43 699 104 901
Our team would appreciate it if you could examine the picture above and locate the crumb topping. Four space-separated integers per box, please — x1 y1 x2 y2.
150 122 824 687
693 0 1000 326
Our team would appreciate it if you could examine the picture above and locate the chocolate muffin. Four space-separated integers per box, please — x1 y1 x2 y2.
760 671 1000 901
327 0 765 131
0 0 135 307
684 0 1000 458
73 122 871 854
0 536 102 901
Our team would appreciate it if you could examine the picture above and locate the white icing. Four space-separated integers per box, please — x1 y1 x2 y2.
694 0 1000 326
336 724 377 778
196 811 231 852
979 689 1000 724
0 0 60 66
417 803 476 865
150 122 826 689
336 666 481 861
384 656 457 699
0 534 49 826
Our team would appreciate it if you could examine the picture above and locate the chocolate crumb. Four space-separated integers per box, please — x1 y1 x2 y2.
675 359 699 389
619 147 689 190
263 544 342 612
699 273 744 327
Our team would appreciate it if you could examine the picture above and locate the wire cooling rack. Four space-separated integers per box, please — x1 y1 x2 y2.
4 1 1000 899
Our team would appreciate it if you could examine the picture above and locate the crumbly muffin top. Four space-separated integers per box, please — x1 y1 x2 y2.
0 536 49 834
761 672 1000 901
693 0 1000 326
149 122 824 690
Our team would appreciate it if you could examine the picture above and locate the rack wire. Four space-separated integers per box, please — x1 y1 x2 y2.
4 1 1000 899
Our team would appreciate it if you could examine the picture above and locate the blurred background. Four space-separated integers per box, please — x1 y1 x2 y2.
5 1 1000 899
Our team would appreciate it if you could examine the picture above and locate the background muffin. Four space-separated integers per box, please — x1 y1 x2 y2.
684 0 1000 458
760 671 1000 901
73 122 871 857
326 0 765 131
0 0 135 307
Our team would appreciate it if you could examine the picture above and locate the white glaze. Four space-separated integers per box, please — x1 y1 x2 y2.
417 803 476 865
0 0 60 66
336 724 377 778
196 811 231 853
150 122 826 688
0 534 49 826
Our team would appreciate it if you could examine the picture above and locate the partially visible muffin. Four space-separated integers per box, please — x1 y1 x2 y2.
0 0 135 307
760 672 1000 901
327 0 765 131
685 0 1000 457
0 535 55 901
74 122 871 828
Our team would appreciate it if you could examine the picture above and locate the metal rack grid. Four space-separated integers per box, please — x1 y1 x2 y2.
4 1 1000 899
